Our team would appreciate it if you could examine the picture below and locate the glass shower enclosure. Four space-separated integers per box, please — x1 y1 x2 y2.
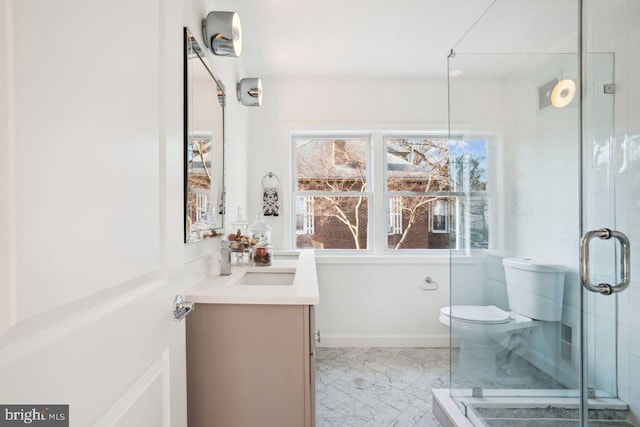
447 0 634 425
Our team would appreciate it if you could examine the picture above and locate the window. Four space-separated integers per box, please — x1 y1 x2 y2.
429 200 449 234
292 133 489 252
293 136 370 250
448 138 489 250
385 136 451 250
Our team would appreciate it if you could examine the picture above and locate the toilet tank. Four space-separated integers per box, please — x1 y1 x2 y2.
502 257 566 321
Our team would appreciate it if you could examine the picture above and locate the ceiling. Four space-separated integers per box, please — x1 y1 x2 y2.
220 0 497 78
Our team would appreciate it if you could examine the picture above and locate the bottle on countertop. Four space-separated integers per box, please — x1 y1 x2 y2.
220 240 232 275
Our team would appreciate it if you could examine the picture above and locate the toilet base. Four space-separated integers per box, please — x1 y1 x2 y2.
451 328 538 386
456 338 502 382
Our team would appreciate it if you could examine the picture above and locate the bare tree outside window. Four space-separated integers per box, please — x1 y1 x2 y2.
294 137 369 250
386 138 451 249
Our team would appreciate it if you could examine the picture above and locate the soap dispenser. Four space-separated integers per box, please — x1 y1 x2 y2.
220 240 232 275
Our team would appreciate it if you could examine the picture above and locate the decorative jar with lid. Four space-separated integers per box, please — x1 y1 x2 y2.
248 213 272 245
229 207 250 264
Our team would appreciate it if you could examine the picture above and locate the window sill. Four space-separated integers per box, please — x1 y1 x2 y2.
314 253 486 265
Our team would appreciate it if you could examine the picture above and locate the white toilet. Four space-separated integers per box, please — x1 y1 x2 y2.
439 257 566 381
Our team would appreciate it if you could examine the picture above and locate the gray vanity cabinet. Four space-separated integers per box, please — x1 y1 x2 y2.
186 303 316 427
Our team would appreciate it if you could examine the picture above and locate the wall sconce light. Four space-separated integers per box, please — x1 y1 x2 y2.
202 11 242 57
550 78 576 108
237 78 262 107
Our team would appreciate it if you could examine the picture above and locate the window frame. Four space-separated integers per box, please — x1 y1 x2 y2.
290 131 495 255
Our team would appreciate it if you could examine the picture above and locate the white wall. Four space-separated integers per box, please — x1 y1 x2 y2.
587 0 640 421
245 76 503 346
503 56 580 267
316 257 486 347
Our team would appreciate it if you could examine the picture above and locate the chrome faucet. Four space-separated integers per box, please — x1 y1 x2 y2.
220 240 232 275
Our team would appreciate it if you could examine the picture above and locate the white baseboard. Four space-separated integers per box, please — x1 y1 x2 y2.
317 334 452 348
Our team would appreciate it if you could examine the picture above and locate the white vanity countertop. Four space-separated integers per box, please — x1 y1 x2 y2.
186 250 319 305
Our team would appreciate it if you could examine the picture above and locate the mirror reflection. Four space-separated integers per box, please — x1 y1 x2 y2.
184 28 225 243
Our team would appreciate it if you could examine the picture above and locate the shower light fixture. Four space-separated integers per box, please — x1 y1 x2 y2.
237 78 262 106
202 11 242 57
550 79 576 108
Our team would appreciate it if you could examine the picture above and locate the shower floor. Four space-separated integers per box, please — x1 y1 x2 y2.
433 390 636 427
471 406 635 426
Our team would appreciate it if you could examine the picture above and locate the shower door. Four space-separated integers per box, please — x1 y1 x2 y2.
447 0 630 425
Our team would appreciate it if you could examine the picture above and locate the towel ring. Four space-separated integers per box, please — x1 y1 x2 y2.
420 276 438 291
262 172 280 189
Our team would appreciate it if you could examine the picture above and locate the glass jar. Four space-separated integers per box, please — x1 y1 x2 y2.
229 207 250 264
231 208 249 237
252 241 273 266
248 214 272 245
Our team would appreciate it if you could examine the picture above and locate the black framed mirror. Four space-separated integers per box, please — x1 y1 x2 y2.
184 27 225 243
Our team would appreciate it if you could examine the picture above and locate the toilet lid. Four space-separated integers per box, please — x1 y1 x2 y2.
440 305 511 324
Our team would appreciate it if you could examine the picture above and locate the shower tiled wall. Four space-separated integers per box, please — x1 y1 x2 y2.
484 254 508 310
587 0 640 422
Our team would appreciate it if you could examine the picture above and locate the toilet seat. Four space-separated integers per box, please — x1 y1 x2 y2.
440 305 512 324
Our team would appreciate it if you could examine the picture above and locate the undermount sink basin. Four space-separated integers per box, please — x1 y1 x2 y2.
236 271 295 286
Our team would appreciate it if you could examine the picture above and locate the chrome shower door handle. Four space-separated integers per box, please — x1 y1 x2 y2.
580 228 630 295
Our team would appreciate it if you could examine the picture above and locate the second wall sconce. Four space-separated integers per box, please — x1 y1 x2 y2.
237 78 262 107
202 11 242 57
550 78 576 108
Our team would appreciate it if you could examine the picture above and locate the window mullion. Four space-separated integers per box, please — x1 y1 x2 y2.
371 133 385 254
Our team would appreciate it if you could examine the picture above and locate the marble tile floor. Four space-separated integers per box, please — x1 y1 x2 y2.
315 347 449 427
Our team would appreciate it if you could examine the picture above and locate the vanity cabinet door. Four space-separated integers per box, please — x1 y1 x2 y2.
309 305 316 427
187 304 314 427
